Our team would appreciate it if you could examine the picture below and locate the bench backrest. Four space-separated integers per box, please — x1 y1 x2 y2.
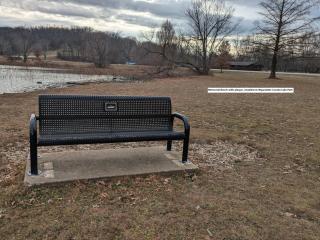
38 95 173 135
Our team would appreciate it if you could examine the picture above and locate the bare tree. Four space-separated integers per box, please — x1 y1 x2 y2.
232 35 259 62
121 37 137 63
140 20 179 75
0 36 11 55
257 0 320 78
140 1 236 75
14 28 35 62
89 32 110 68
107 32 123 63
231 35 242 61
156 20 177 62
39 39 50 60
216 40 231 72
154 20 178 73
61 27 91 61
185 0 237 74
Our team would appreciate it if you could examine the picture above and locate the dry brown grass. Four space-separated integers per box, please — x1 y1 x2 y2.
0 71 319 239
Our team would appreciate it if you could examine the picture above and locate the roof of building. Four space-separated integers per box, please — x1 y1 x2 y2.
228 61 257 66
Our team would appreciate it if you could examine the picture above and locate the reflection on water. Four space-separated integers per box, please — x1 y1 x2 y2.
0 65 126 94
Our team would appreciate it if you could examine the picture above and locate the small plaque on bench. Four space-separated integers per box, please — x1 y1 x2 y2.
105 102 117 112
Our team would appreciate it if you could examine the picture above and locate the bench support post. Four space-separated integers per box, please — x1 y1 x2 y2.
30 142 38 175
182 133 189 163
167 140 172 151
30 114 38 175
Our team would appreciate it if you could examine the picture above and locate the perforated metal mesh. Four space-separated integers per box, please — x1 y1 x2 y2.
39 95 173 136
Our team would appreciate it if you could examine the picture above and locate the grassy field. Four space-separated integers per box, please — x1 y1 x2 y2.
0 71 319 239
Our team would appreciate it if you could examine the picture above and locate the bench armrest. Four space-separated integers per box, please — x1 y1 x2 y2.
29 114 38 175
172 112 190 134
30 114 37 139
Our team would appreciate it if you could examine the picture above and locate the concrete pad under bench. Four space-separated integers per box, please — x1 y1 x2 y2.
24 146 198 186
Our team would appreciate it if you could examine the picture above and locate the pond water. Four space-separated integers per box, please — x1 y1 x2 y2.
0 65 127 94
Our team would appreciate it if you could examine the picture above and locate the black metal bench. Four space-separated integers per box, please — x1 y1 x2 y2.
29 95 190 175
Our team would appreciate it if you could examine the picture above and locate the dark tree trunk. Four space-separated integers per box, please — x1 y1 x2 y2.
201 37 209 75
269 50 278 78
268 0 285 79
269 26 281 79
23 54 27 63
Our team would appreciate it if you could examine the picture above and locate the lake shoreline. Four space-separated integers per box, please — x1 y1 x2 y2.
0 64 135 94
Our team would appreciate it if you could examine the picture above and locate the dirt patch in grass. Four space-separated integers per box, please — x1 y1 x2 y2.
0 72 320 239
189 142 263 170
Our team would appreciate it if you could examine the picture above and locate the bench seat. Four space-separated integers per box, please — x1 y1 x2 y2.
38 130 185 146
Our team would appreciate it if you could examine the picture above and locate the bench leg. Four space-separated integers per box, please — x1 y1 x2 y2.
182 136 189 163
167 140 172 151
30 141 38 175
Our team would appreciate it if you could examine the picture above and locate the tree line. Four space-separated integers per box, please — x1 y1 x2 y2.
0 26 143 67
0 0 319 78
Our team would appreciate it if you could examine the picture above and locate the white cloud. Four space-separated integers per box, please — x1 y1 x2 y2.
0 0 262 36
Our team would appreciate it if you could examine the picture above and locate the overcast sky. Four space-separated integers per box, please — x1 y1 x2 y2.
0 0 296 37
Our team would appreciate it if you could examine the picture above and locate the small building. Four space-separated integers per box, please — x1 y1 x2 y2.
228 61 264 71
